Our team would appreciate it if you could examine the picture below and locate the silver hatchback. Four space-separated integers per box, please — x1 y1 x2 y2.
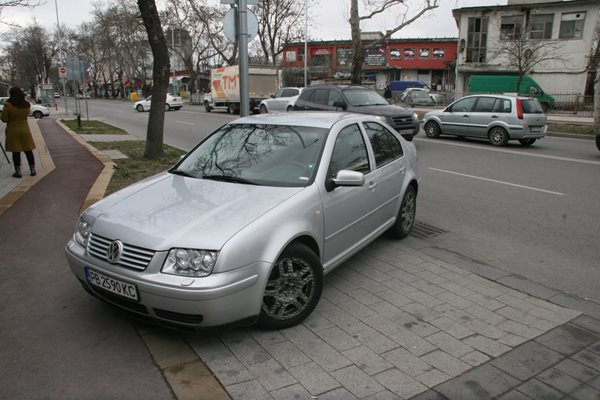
65 112 420 329
423 94 547 146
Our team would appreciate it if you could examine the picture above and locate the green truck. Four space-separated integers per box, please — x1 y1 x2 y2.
467 75 554 110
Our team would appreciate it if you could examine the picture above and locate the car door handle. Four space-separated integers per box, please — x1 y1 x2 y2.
368 181 377 191
491 115 499 118
462 114 469 118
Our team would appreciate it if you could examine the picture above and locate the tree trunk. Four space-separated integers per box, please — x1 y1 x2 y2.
138 0 170 159
350 0 363 84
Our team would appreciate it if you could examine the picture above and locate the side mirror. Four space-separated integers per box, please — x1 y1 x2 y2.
333 101 347 110
332 170 364 187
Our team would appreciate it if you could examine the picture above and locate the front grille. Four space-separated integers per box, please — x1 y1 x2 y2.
154 308 204 324
87 234 155 271
390 115 414 128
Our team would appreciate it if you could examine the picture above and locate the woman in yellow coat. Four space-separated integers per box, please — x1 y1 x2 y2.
1 87 36 178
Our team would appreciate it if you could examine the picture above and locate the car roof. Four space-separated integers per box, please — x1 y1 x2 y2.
230 111 380 129
304 84 372 91
460 94 537 101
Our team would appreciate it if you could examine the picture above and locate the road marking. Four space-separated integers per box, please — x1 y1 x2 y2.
415 138 600 166
428 168 565 196
176 121 194 126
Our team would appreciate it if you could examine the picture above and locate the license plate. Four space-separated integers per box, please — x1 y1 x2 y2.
530 126 543 132
400 129 414 134
85 267 139 301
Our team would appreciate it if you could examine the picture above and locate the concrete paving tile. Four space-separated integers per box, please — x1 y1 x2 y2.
572 350 600 371
337 298 379 319
463 318 507 340
534 324 600 356
462 335 511 357
246 359 297 391
405 290 446 309
382 347 433 377
389 327 438 356
529 305 580 325
342 345 394 375
318 387 359 400
554 359 600 381
288 362 340 395
496 306 563 332
550 294 600 321
185 333 234 363
434 364 520 400
142 330 198 369
421 350 471 376
516 379 563 400
348 287 385 306
589 341 600 356
588 375 600 391
490 341 563 381
429 316 476 340
414 270 449 285
316 299 370 334
461 350 490 367
537 367 585 394
315 325 362 352
220 330 271 366
302 310 336 332
463 304 507 326
326 272 360 293
247 329 287 348
281 324 352 372
163 360 231 400
426 331 473 358
571 315 600 334
496 294 535 312
497 320 543 340
322 284 353 304
330 365 384 398
498 275 559 300
415 368 451 388
264 340 311 369
270 383 311 400
410 280 447 296
498 333 529 347
364 311 404 336
351 327 400 354
374 368 428 399
347 260 392 283
409 390 451 400
207 355 254 386
436 291 475 309
226 379 273 400
364 389 402 399
402 302 443 324
376 289 413 307
568 384 600 400
497 390 534 400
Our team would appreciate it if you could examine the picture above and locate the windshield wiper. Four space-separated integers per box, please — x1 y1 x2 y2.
202 175 258 185
171 169 196 177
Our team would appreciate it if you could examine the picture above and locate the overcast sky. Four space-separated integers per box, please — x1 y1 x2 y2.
1 0 507 40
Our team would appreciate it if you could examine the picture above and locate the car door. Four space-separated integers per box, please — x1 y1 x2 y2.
440 96 477 136
268 89 286 111
321 123 379 266
469 96 497 137
362 122 407 227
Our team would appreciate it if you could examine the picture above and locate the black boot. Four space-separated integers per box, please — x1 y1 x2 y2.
29 164 36 176
13 166 22 178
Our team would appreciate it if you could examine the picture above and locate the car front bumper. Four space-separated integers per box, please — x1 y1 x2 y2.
65 239 270 328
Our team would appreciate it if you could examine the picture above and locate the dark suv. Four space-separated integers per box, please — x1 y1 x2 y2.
293 84 420 140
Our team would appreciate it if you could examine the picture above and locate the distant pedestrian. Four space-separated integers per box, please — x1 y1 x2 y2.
1 87 36 178
384 84 392 101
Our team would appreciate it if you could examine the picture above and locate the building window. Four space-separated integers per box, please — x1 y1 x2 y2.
286 50 297 63
500 15 523 40
311 48 332 67
298 47 305 63
559 12 585 39
529 14 553 39
336 48 353 67
404 48 415 59
390 48 401 60
419 48 430 59
432 48 445 59
466 17 488 63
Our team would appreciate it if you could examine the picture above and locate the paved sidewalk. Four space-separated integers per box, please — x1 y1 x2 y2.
1 116 599 400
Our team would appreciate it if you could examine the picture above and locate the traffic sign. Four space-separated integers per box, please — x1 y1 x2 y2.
58 66 67 78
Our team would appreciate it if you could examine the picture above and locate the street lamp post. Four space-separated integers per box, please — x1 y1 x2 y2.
54 0 68 112
304 0 308 87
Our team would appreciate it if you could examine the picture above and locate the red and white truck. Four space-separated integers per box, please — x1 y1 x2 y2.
204 65 278 114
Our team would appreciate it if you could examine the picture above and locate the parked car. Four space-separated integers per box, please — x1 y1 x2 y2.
0 97 50 118
423 94 547 146
259 87 303 113
294 84 420 141
134 93 183 112
402 90 434 107
65 112 420 329
400 88 443 104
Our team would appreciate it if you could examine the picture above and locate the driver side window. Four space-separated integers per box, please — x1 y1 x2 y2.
329 124 370 178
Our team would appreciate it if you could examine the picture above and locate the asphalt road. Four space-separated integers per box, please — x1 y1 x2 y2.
67 98 600 304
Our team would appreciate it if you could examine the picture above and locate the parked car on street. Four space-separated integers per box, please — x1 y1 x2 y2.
422 94 547 146
294 84 420 141
402 90 434 107
134 93 183 112
0 97 50 118
400 88 443 104
259 87 303 113
65 112 420 329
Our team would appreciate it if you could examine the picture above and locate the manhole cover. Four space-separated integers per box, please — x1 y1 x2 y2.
411 221 447 239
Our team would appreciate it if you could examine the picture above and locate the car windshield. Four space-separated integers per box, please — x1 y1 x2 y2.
173 124 328 187
343 89 389 106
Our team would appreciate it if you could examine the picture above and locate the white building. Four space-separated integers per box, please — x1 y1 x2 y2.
452 0 600 97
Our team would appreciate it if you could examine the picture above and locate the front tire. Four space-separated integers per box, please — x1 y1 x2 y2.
32 110 43 119
228 103 237 114
389 185 417 239
256 243 323 330
136 105 144 112
424 121 441 138
286 105 294 112
165 104 171 111
489 126 509 146
259 104 268 114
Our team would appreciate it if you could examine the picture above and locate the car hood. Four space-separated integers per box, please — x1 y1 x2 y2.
85 173 303 251
348 104 411 117
424 109 445 118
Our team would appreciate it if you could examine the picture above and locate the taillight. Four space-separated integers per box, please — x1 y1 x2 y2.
516 98 523 120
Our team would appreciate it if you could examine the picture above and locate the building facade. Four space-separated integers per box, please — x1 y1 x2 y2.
281 36 457 91
453 0 600 97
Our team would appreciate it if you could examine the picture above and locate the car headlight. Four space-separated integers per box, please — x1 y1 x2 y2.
412 112 420 122
162 248 219 277
74 216 91 247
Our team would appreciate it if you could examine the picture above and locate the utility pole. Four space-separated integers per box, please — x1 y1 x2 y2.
54 0 67 112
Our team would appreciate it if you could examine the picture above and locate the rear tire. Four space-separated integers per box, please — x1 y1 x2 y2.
518 138 536 146
32 110 43 119
286 105 294 112
259 104 268 114
204 102 211 112
256 243 323 330
228 103 237 114
488 126 509 146
165 104 171 111
424 121 441 138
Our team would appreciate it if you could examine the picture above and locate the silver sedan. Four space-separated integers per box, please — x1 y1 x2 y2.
65 112 420 329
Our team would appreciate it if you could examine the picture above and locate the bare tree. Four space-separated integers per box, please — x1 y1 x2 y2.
487 17 570 95
138 0 170 159
349 0 439 84
0 0 43 26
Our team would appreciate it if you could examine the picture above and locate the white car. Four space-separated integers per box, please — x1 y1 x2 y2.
0 97 50 118
134 94 183 112
400 88 442 104
259 87 302 113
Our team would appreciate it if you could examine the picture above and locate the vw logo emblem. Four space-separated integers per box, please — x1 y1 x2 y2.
106 240 123 264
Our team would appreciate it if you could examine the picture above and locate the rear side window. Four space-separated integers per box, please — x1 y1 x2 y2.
492 99 512 113
521 99 544 114
364 122 404 167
